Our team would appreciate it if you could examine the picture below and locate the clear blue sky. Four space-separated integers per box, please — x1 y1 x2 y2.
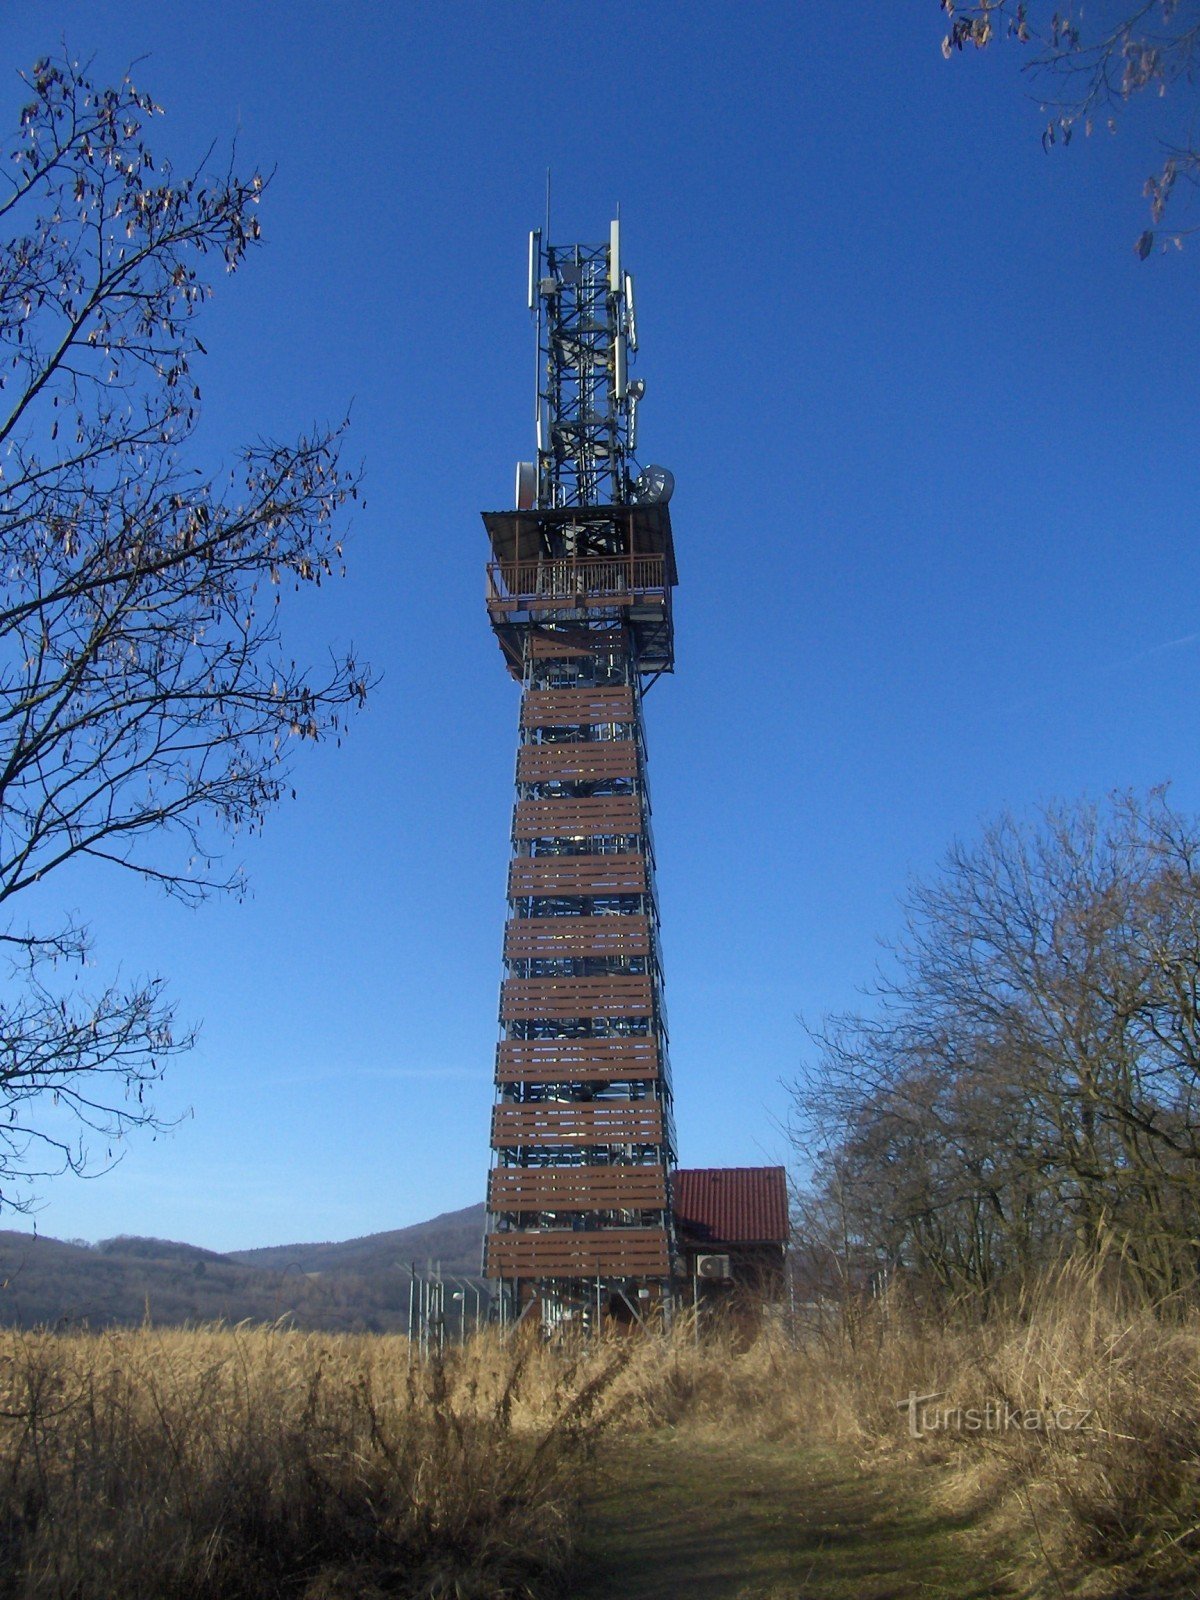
5 4 1200 1251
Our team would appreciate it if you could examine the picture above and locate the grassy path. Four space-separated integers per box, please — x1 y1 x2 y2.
571 1432 1021 1600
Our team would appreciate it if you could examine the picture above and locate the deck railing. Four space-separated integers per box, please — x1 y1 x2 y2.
486 553 666 603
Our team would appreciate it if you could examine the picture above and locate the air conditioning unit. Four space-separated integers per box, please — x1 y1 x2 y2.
696 1254 732 1282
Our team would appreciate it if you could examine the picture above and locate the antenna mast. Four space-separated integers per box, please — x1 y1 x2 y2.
526 222 639 509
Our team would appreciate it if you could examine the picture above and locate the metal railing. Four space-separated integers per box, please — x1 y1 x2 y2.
486 554 666 603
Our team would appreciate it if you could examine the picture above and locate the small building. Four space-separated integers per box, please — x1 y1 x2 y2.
673 1166 789 1304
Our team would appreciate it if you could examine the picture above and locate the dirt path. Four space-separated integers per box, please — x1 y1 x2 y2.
571 1432 1019 1600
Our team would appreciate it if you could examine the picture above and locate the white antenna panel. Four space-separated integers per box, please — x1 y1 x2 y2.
609 219 621 292
527 231 540 311
614 334 627 400
624 272 637 349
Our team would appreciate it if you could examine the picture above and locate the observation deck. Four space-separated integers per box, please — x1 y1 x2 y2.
482 502 677 679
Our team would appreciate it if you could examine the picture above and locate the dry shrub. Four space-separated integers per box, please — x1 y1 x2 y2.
0 1323 627 1599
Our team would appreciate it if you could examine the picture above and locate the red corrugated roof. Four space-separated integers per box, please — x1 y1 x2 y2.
672 1167 789 1245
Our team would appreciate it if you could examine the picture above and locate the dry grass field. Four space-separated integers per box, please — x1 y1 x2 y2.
0 1324 619 1598
0 1263 1197 1598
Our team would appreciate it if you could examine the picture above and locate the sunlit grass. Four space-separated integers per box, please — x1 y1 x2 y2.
0 1274 1195 1597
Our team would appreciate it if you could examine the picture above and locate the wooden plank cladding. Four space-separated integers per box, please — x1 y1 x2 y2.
521 687 635 729
504 914 650 961
508 854 646 897
495 1037 660 1084
488 1165 668 1212
485 1227 670 1279
527 626 623 660
516 741 637 784
500 974 654 1022
487 589 659 622
491 1100 664 1147
513 795 641 841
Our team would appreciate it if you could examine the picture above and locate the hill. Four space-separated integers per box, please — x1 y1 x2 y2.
226 1203 486 1277
0 1202 487 1332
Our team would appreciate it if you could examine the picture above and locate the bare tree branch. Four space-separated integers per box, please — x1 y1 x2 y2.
938 1 1200 252
0 54 374 1209
789 790 1200 1301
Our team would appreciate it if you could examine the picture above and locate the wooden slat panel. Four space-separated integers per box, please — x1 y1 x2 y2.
504 915 650 961
517 742 637 783
527 627 624 660
488 1165 668 1212
495 1037 660 1084
513 796 641 841
500 974 653 1021
491 1101 664 1147
485 1227 670 1279
508 854 646 897
488 591 647 620
521 687 635 728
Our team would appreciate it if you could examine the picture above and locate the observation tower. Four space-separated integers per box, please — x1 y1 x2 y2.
482 221 679 1328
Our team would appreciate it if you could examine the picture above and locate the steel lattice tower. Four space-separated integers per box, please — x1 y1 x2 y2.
481 222 679 1329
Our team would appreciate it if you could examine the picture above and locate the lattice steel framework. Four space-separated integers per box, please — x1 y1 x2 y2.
482 221 679 1329
531 223 635 509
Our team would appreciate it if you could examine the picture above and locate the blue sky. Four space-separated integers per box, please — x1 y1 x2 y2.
5 4 1200 1251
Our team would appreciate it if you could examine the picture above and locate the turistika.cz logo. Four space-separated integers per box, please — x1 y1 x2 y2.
895 1391 1096 1440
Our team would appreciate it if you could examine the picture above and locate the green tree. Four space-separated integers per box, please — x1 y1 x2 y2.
0 55 371 1205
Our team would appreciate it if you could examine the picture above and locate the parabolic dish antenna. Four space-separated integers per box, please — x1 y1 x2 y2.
633 464 674 505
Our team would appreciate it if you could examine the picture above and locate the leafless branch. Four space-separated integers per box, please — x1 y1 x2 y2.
0 55 374 1206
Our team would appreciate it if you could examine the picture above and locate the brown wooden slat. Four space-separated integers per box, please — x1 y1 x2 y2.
488 1165 668 1212
517 742 637 783
488 591 648 620
484 1227 670 1279
495 1037 660 1084
492 1100 664 1147
527 627 624 660
521 687 635 728
504 915 650 961
513 795 641 841
508 854 646 897
527 635 599 660
500 974 653 1021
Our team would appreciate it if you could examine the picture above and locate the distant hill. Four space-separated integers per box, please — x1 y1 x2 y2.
0 1202 487 1333
227 1204 487 1278
96 1235 230 1265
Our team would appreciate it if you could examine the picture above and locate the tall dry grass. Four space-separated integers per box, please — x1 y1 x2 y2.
869 1262 1200 1595
0 1272 1196 1598
601 1266 1200 1597
0 1323 627 1599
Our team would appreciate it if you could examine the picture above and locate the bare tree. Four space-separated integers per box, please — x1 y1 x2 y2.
938 2 1200 253
0 55 371 1205
790 791 1200 1301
